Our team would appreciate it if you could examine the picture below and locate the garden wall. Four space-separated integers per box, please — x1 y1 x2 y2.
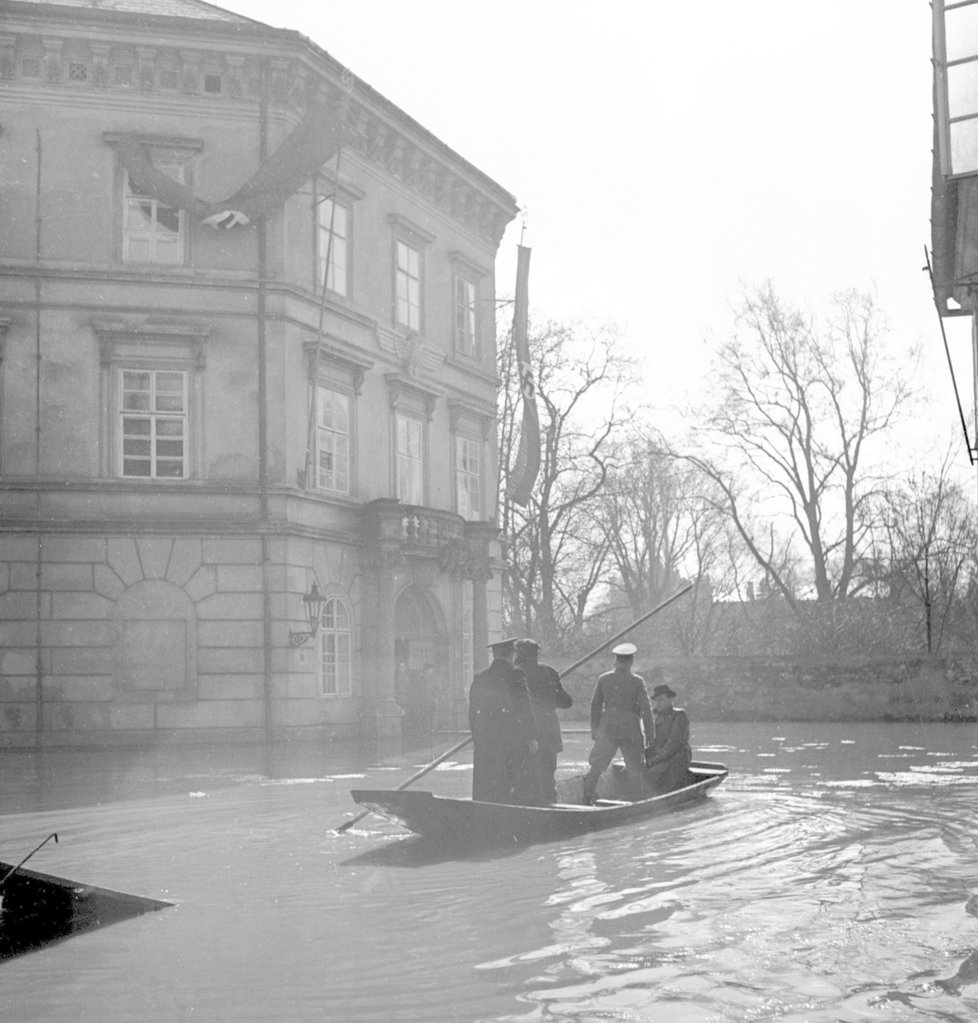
556 655 978 723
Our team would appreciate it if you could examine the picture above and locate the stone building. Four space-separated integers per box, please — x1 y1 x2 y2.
0 0 518 746
932 4 978 345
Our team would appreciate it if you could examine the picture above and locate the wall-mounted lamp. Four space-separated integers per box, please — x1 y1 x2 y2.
289 582 328 647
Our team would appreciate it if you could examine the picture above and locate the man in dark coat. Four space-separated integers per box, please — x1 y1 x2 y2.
469 638 541 805
644 683 692 794
583 643 654 803
515 638 574 804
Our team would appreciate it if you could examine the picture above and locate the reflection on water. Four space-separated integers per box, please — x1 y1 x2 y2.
0 723 977 1022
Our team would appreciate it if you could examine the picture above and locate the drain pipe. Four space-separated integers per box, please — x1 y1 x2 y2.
257 63 274 746
33 128 43 750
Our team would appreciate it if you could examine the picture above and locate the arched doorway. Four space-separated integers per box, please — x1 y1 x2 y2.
394 587 445 738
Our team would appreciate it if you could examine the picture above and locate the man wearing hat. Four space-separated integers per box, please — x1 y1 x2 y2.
644 681 692 794
515 638 573 803
583 643 654 803
469 638 542 805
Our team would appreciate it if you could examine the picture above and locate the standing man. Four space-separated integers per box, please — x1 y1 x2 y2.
644 683 692 793
469 638 541 805
583 642 654 803
515 638 574 804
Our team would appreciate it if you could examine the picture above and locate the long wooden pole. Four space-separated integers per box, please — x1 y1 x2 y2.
335 583 694 834
0 832 58 892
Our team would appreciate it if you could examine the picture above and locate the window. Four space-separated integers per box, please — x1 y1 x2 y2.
935 0 978 176
395 240 421 330
396 412 424 505
123 159 185 264
454 435 482 519
320 597 352 697
454 274 477 356
119 369 187 478
315 385 350 494
317 198 349 296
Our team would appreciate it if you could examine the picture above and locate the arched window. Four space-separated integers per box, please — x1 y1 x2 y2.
319 597 352 697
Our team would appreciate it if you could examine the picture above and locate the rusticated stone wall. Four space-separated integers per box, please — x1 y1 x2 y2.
557 656 978 723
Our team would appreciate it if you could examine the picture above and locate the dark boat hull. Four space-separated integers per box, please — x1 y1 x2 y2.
351 760 727 846
0 863 170 961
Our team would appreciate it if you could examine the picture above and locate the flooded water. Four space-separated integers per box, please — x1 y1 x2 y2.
1 722 977 1022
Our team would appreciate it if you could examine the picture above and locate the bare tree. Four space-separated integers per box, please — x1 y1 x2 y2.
593 430 740 654
682 284 918 610
874 454 977 653
497 319 634 647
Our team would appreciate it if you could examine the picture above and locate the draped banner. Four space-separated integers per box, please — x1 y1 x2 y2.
505 245 540 506
115 103 355 229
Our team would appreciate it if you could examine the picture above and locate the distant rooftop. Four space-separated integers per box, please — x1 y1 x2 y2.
4 0 262 23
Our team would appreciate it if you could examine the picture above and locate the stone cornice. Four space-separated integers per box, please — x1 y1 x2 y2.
302 336 373 395
385 372 443 422
92 317 211 368
1 18 519 247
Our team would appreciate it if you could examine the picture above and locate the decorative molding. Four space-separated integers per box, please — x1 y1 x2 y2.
314 175 366 204
385 372 441 422
102 130 205 153
3 21 518 245
447 396 496 438
302 337 373 394
387 212 435 245
93 319 210 368
449 251 490 278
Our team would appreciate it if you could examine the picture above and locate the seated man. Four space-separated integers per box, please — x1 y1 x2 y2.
644 683 692 794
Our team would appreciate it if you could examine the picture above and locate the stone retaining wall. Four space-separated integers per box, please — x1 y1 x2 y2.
557 655 978 723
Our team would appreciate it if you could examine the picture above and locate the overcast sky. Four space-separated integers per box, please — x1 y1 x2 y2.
220 0 972 470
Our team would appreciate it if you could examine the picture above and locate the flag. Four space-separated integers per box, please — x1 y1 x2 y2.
115 102 356 228
505 245 540 506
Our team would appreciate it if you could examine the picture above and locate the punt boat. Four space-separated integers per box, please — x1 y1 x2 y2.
350 760 727 847
0 861 170 961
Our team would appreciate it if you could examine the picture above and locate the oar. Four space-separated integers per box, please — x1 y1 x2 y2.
335 737 473 834
0 832 58 892
334 582 694 833
554 582 694 680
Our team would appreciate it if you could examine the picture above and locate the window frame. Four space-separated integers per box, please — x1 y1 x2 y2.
453 272 478 357
395 409 426 506
122 157 188 266
314 382 352 496
453 432 483 520
316 194 351 298
302 340 370 498
388 214 435 334
118 367 189 480
319 596 353 697
106 133 203 267
395 239 422 331
96 322 208 481
935 0 978 178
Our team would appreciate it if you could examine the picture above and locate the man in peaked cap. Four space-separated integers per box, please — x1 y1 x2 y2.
468 638 542 805
582 642 654 803
515 638 573 804
644 681 692 794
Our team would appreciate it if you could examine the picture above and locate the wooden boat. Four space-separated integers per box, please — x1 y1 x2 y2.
0 862 170 961
350 760 728 847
